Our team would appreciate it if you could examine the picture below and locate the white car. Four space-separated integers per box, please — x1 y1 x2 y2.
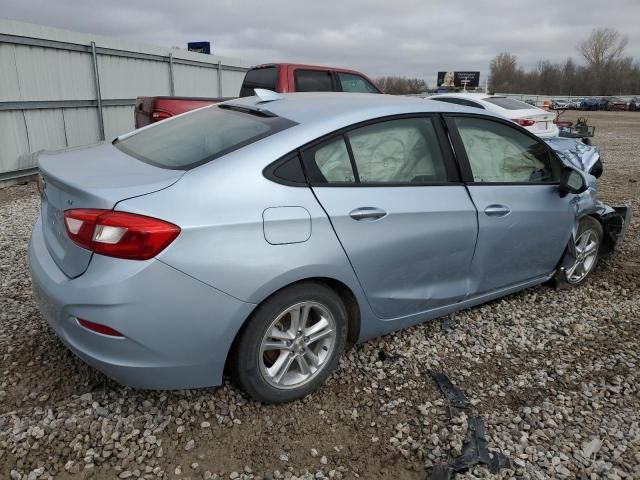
430 93 559 138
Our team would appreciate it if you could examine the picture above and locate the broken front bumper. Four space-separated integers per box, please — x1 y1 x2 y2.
601 205 632 253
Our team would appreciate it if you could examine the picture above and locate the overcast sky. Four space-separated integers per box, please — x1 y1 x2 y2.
3 0 640 86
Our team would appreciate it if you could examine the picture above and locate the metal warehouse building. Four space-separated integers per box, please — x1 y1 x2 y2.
0 19 250 182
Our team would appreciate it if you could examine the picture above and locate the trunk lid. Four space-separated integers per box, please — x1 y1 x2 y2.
513 109 556 132
38 142 184 278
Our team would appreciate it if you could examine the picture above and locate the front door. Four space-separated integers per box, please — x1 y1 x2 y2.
302 116 478 319
446 115 574 293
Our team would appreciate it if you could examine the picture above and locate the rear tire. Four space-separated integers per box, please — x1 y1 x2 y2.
551 216 603 288
232 282 348 403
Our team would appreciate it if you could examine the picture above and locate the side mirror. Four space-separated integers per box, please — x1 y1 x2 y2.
559 167 587 197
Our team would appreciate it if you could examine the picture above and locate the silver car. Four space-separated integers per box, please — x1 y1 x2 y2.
29 92 630 403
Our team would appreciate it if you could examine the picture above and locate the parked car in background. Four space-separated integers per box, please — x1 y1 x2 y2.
605 98 628 111
430 93 559 138
134 63 382 128
30 92 630 402
580 98 600 111
551 99 570 110
627 98 639 111
569 98 584 110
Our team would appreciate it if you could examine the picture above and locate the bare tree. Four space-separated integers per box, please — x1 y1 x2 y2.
375 76 428 95
489 52 521 92
578 28 628 70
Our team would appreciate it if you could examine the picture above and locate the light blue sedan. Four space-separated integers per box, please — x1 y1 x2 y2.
29 91 630 403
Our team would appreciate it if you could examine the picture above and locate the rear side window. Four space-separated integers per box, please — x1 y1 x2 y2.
337 73 379 93
483 97 534 110
295 69 333 92
307 137 355 183
303 117 448 185
115 106 295 170
240 66 278 97
348 118 447 183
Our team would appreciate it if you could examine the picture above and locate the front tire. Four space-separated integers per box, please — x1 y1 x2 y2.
232 282 348 403
552 216 603 287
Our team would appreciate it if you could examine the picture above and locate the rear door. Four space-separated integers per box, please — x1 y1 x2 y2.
445 114 573 293
303 115 478 319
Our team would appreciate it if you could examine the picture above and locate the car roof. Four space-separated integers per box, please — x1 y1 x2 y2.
224 92 499 128
251 63 372 76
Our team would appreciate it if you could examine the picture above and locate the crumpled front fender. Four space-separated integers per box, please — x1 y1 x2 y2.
576 201 631 254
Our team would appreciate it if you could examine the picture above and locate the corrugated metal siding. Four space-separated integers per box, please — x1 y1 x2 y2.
12 45 95 101
62 108 101 146
0 19 249 179
221 70 246 97
174 64 219 97
23 109 67 151
0 111 30 172
0 44 22 102
98 55 171 99
103 106 135 141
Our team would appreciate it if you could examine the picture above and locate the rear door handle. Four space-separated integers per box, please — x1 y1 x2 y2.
349 207 387 221
484 204 511 217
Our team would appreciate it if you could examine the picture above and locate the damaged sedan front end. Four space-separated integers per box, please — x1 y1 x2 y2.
546 137 631 278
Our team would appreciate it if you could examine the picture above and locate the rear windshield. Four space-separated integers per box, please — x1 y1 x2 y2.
240 66 278 97
114 106 295 170
484 97 535 110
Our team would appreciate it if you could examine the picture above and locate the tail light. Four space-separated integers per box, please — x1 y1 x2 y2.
512 118 536 127
151 110 172 122
63 209 180 260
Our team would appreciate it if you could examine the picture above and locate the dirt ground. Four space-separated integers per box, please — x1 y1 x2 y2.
0 111 638 480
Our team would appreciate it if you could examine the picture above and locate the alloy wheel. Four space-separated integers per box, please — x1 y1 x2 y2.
566 229 599 283
258 301 337 389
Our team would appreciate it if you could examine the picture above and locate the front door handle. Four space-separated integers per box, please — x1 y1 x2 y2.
484 204 511 217
349 207 387 221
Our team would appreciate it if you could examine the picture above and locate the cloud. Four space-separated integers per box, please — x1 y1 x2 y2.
3 0 639 86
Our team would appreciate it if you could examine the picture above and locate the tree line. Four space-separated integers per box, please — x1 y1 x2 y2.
489 28 640 96
374 28 638 96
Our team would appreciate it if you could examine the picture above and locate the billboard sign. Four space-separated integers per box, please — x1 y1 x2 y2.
188 41 211 55
437 71 480 88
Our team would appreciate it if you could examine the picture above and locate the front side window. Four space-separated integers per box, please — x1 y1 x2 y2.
294 69 333 92
337 73 379 93
453 117 561 183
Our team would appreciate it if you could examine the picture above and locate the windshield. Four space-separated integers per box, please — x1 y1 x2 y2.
484 97 537 110
115 106 295 170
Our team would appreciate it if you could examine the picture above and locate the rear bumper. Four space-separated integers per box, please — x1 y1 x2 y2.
531 124 560 139
29 216 255 389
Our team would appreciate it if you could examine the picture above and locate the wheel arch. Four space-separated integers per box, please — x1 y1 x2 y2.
224 276 362 375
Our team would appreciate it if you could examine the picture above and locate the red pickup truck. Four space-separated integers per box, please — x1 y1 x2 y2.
134 63 382 128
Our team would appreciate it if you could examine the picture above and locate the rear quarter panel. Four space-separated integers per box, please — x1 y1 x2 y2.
115 140 372 316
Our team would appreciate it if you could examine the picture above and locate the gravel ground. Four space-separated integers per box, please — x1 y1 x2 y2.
1 111 638 480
